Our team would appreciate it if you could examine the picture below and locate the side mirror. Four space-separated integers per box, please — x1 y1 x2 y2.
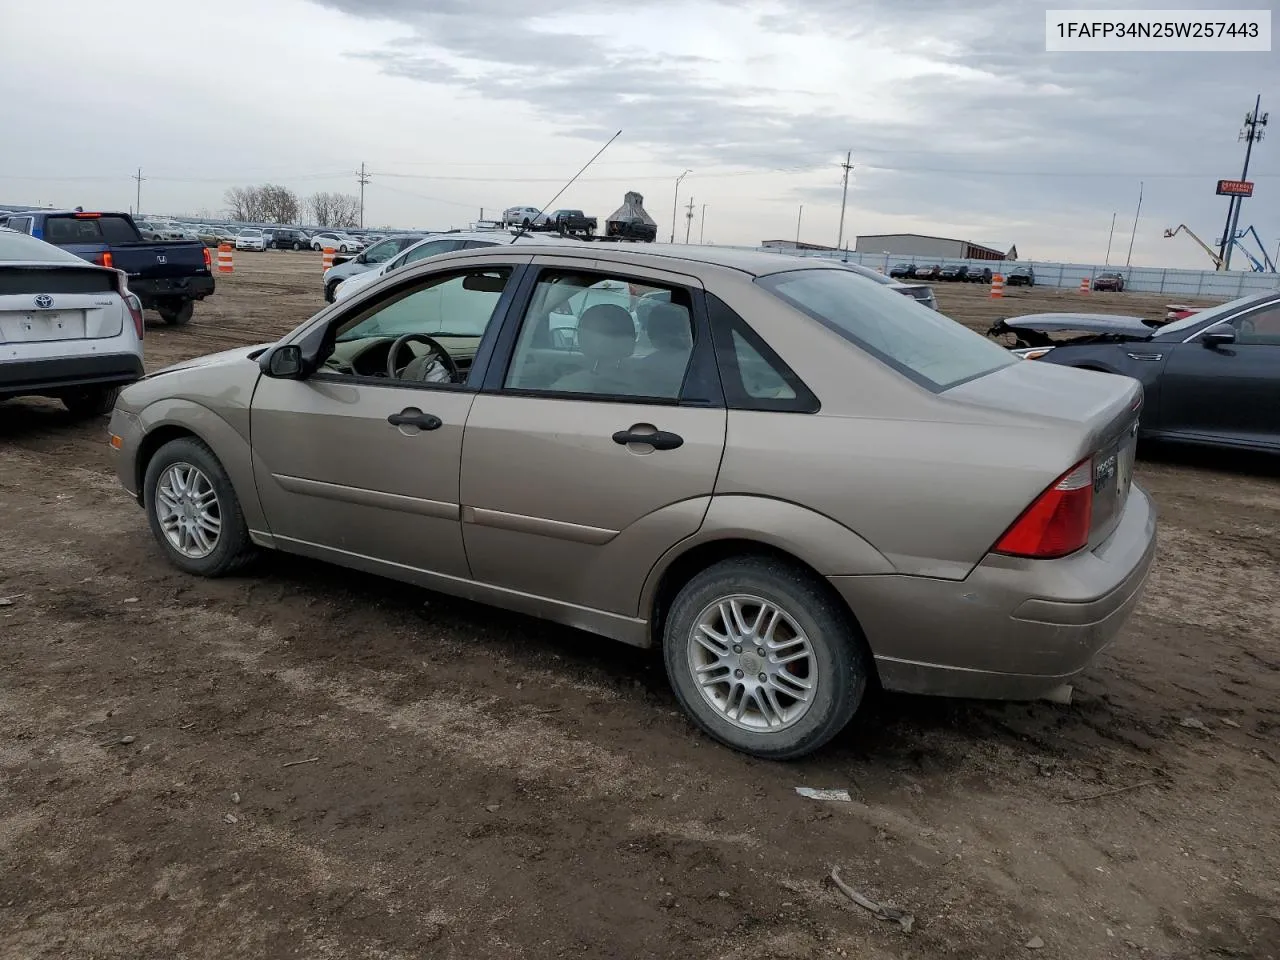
261 344 305 378
1202 327 1236 348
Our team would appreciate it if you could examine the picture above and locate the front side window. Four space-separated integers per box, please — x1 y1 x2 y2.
362 239 399 263
757 268 1014 391
1231 303 1280 345
322 267 512 384
504 270 695 400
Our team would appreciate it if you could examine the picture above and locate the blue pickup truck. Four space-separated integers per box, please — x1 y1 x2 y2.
2 210 214 325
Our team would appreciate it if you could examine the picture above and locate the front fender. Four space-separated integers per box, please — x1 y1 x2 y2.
637 494 895 621
135 398 266 533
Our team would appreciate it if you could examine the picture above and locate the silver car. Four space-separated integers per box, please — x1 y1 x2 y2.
107 244 1156 759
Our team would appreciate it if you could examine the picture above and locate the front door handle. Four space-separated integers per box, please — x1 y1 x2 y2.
612 428 684 450
388 409 442 430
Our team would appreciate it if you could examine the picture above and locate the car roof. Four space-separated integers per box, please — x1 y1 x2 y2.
436 241 850 278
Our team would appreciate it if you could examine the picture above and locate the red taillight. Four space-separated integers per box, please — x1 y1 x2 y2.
95 251 113 269
116 270 144 340
202 246 212 269
993 459 1093 559
74 212 102 219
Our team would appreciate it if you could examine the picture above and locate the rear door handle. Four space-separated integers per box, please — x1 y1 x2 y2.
388 409 442 430
612 428 683 450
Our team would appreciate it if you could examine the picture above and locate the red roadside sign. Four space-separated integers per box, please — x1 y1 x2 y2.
1216 179 1254 197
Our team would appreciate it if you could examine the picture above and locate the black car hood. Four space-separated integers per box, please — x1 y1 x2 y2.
989 312 1155 339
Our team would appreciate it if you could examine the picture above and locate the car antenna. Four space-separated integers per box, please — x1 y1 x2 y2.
510 129 622 244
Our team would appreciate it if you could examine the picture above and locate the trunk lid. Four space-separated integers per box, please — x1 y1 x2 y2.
945 360 1142 547
0 266 123 342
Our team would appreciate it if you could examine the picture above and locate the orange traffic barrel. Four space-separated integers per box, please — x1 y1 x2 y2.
990 274 1004 298
1079 278 1090 294
216 243 234 274
322 247 335 271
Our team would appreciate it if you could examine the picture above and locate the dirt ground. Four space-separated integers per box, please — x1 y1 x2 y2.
2 252 1277 960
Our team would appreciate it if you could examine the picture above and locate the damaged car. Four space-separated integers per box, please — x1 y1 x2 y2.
988 290 1280 452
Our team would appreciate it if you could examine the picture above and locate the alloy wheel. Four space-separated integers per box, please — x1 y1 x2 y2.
154 462 222 559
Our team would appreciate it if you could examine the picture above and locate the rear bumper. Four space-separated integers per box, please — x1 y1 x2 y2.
129 275 215 305
830 484 1157 700
0 352 145 398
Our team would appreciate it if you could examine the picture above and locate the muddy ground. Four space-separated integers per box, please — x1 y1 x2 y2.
2 252 1277 959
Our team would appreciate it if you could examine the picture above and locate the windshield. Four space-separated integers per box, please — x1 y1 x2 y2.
757 267 1015 391
1156 292 1270 338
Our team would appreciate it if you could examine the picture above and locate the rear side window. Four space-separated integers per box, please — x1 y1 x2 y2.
43 215 139 244
706 293 818 413
757 268 1014 392
6 216 32 235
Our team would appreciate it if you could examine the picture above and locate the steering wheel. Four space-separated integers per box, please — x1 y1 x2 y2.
386 333 459 381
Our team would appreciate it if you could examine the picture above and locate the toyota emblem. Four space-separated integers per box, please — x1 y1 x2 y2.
33 294 54 309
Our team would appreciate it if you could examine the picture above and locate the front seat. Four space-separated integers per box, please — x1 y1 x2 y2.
550 304 637 395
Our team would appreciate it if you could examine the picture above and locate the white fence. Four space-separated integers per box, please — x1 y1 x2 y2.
745 247 1280 299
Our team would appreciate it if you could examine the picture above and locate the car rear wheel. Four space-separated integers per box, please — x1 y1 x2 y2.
143 437 257 577
663 556 868 759
292 241 302 251
159 301 193 325
62 385 120 418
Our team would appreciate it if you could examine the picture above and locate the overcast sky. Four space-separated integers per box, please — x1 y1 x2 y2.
0 0 1275 267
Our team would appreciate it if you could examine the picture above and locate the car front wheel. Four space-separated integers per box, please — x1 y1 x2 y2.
663 556 869 759
143 437 257 577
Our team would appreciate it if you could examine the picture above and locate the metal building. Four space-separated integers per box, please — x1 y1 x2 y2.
854 233 1016 261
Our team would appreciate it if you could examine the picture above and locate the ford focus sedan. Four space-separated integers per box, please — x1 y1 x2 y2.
108 244 1156 759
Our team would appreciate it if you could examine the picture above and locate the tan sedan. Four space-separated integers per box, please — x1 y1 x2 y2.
108 244 1156 759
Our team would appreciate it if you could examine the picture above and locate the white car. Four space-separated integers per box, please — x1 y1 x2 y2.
0 229 144 417
235 228 267 252
311 232 361 254
333 231 562 302
502 206 547 228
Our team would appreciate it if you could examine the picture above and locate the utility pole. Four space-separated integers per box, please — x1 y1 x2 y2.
670 169 691 243
132 168 146 217
699 204 706 244
1220 94 1267 271
1125 181 1142 267
796 204 803 244
684 197 695 244
356 161 371 229
836 150 853 250
1104 212 1116 264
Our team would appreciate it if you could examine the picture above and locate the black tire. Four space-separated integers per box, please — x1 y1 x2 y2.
522 218 531 229
159 301 194 326
142 437 257 577
62 385 120 418
292 241 303 251
324 280 339 303
663 556 869 760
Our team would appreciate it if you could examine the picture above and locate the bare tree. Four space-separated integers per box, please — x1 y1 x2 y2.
224 186 255 221
225 184 300 223
330 193 361 228
307 191 361 228
259 183 299 224
307 191 335 227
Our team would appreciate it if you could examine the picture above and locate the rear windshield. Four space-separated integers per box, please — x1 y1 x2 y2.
43 215 139 244
0 231 91 263
757 268 1015 391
